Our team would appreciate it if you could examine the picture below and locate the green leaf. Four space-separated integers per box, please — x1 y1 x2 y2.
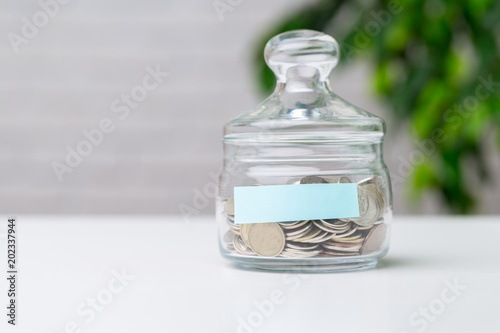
253 0 500 213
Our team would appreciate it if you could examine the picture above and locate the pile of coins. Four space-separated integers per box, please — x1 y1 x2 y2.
224 175 388 258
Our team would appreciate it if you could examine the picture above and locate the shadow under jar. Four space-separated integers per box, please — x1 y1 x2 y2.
217 30 393 272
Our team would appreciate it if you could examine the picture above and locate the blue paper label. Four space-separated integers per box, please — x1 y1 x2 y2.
234 183 359 224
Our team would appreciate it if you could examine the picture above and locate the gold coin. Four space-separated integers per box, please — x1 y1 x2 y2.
247 223 285 257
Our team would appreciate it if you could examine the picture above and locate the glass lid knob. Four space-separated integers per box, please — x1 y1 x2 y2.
264 29 340 83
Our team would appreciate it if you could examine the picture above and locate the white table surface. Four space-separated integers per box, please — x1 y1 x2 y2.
1 215 500 333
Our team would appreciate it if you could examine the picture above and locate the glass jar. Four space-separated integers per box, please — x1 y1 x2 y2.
217 30 392 272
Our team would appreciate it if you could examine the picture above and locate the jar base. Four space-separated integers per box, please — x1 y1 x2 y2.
222 250 386 273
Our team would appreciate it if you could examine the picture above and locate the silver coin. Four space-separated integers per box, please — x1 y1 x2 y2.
317 219 350 227
300 176 329 184
281 220 309 230
225 196 235 216
365 184 386 217
358 176 374 185
358 175 385 188
305 230 334 243
323 221 352 230
247 223 286 257
232 235 255 256
316 219 351 231
360 224 387 254
228 226 241 236
223 231 234 243
332 233 363 241
357 225 374 231
338 187 371 224
338 176 352 183
286 242 320 251
313 220 344 234
322 242 362 252
331 237 364 244
240 223 253 248
351 187 379 227
320 250 358 257
285 223 313 239
314 227 350 236
319 218 348 226
281 249 322 258
369 185 387 215
292 228 323 242
359 178 387 215
226 218 241 235
330 225 358 238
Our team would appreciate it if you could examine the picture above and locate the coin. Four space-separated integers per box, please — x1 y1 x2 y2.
360 224 387 254
227 216 241 235
240 223 253 248
285 223 313 239
358 176 374 185
281 220 309 230
300 176 329 184
356 225 373 231
233 235 255 256
292 228 322 242
322 243 362 252
331 238 363 244
305 230 334 243
225 196 235 216
223 231 233 243
247 223 285 257
358 175 385 187
331 225 358 238
351 186 379 227
314 219 351 234
333 234 362 241
286 242 320 251
320 250 358 256
224 174 389 259
313 222 339 234
281 249 322 258
338 176 352 183
370 185 387 214
366 184 386 218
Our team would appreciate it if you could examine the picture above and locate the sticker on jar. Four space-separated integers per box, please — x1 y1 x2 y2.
234 183 360 224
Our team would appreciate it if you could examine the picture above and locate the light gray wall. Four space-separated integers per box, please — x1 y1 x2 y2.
1 0 499 215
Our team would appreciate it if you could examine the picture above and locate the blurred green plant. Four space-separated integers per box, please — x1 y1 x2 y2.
254 0 500 213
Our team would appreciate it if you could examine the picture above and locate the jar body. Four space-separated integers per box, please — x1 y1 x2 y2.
217 126 392 272
216 30 393 272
